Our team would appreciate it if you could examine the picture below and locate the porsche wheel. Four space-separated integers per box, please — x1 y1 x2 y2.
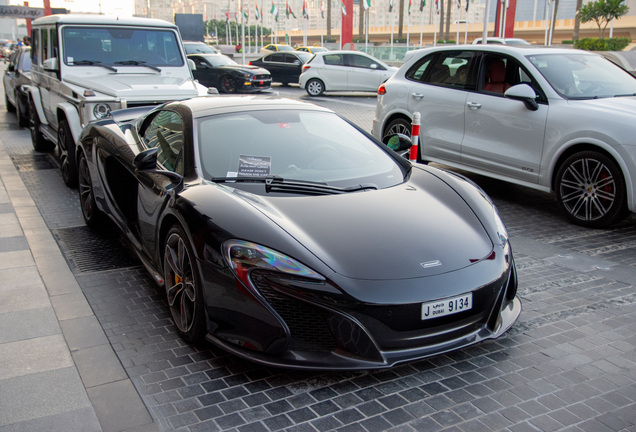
30 98 54 152
164 226 206 342
78 151 104 229
58 119 78 188
220 75 237 93
555 151 628 228
382 118 411 144
306 79 324 97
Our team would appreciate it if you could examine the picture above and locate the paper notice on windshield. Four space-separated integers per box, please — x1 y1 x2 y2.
238 155 271 177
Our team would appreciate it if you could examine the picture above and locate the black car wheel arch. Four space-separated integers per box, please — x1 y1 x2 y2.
58 119 79 188
30 98 54 152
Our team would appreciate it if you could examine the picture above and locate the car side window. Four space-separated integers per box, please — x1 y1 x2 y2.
422 51 475 90
323 54 344 66
19 50 32 72
284 54 300 64
41 28 48 61
269 53 285 62
479 55 546 102
144 110 184 174
348 54 381 69
406 54 433 82
50 28 58 59
192 56 208 68
31 29 39 64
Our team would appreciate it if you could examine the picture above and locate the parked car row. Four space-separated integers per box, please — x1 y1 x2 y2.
3 46 31 127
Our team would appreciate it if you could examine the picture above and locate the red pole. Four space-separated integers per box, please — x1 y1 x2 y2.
409 112 420 162
341 0 353 48
504 0 517 38
25 2 32 35
43 0 52 16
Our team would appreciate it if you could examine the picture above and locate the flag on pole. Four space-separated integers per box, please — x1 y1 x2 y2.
465 0 469 11
255 4 261 20
456 0 460 8
225 11 230 23
363 0 371 10
302 0 309 18
286 2 296 18
420 0 425 12
234 11 238 22
342 0 347 15
408 0 411 14
388 0 393 12
435 0 439 13
270 1 279 20
244 7 249 20
321 0 324 18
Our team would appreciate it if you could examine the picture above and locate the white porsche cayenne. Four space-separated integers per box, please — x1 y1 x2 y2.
373 45 636 228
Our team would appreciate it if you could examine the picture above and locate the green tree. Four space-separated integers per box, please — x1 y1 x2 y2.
580 0 629 38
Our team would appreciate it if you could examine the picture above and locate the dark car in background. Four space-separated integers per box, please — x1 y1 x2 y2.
189 54 271 93
75 95 520 370
183 41 219 54
3 46 31 127
249 51 313 85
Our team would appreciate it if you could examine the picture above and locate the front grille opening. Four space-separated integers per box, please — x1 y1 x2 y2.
250 272 335 352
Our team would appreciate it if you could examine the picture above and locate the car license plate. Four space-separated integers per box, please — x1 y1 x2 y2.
422 293 472 320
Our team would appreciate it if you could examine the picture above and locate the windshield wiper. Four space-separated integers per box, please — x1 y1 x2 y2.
211 175 377 195
614 93 636 97
114 60 161 72
71 60 118 72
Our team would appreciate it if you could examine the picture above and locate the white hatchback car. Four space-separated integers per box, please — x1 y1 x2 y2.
373 45 636 228
299 51 397 96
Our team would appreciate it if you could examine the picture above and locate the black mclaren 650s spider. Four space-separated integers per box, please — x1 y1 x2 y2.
76 95 521 370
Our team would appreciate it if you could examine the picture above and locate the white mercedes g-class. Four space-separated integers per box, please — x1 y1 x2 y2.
28 15 207 187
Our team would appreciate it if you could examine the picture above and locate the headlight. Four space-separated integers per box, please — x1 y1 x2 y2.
93 103 111 119
223 240 324 287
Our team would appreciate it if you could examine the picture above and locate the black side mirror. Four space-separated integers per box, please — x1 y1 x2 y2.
504 83 539 111
134 147 158 170
7 64 14 72
134 147 183 183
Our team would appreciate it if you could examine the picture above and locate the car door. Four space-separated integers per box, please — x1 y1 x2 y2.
283 53 303 83
461 53 549 183
3 49 19 105
136 109 186 263
317 53 348 90
407 50 475 163
190 55 215 87
345 53 387 91
263 53 286 82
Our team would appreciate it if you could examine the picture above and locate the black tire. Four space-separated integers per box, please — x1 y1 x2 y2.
29 98 54 152
382 118 411 144
58 119 78 188
220 75 236 93
555 151 629 228
78 151 104 229
163 225 207 343
15 96 28 128
5 92 15 113
306 78 325 97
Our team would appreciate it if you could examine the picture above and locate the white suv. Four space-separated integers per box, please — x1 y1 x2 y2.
373 45 636 228
299 51 397 96
28 15 207 187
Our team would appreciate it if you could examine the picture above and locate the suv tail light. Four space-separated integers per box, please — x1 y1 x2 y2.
378 83 386 95
248 61 252 65
302 65 310 73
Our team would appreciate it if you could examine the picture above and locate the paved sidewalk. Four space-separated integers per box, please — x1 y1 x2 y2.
0 127 157 432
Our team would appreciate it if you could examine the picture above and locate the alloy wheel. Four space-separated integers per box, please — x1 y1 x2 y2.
164 232 197 334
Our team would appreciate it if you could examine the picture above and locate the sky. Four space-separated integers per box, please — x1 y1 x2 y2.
11 0 134 17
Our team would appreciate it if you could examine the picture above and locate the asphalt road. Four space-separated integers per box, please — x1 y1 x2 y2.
2 81 636 432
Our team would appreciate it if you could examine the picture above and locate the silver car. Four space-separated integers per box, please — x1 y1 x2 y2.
373 45 636 228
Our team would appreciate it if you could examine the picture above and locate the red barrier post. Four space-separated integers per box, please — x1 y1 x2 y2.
409 112 421 162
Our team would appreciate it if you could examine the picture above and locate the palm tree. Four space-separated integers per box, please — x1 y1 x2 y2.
398 0 404 39
438 0 444 41
573 0 583 41
359 0 365 40
327 0 332 37
444 0 451 41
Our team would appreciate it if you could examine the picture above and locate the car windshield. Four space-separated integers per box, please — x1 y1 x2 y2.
528 53 636 99
277 45 294 51
184 43 217 54
197 110 405 190
206 55 237 66
62 27 184 67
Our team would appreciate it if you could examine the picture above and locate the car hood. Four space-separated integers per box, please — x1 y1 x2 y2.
569 95 636 115
242 169 493 280
63 73 201 99
217 65 269 74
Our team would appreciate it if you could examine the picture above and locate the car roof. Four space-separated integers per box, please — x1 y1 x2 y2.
410 44 594 57
180 96 333 119
32 14 177 28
